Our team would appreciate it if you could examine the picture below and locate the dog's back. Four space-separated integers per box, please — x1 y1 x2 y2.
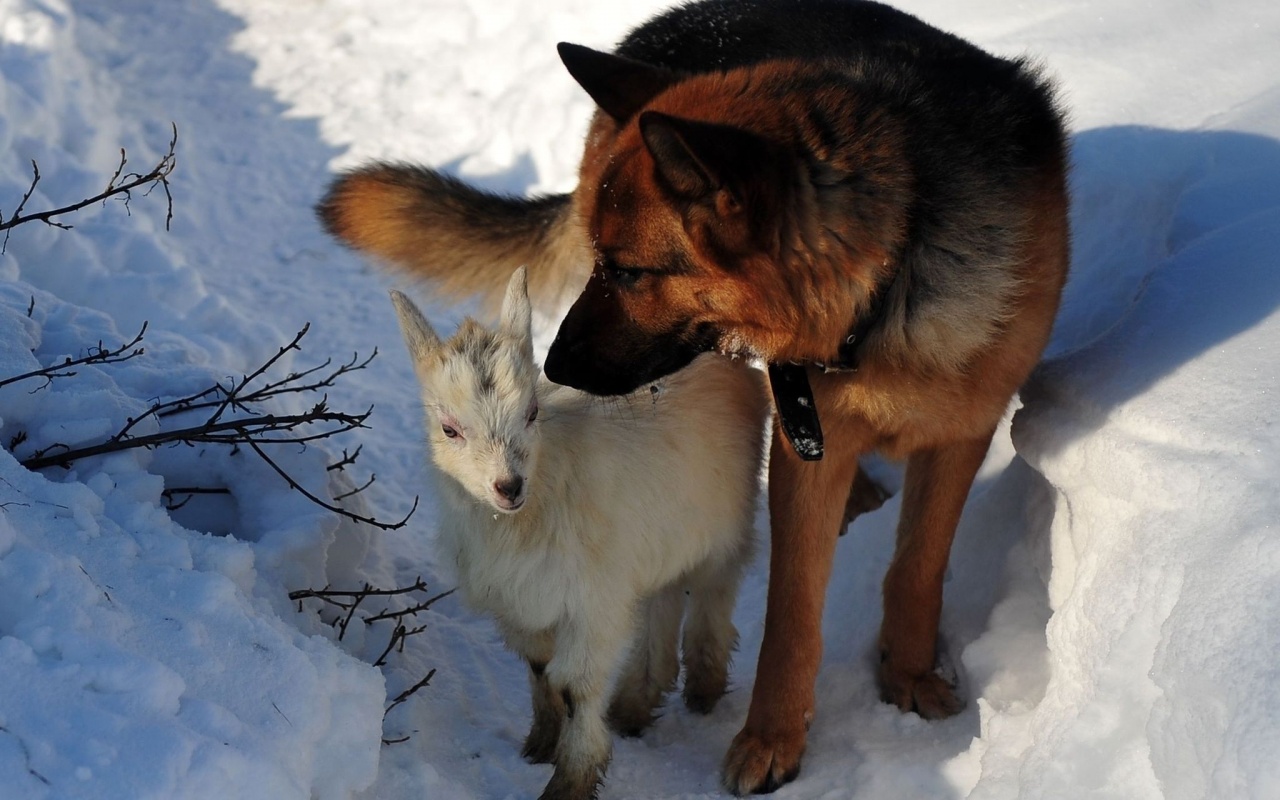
616 0 977 68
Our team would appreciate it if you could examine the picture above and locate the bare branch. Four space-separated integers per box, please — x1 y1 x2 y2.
363 588 455 625
288 580 431 606
289 579 443 743
206 324 310 425
333 473 376 501
0 323 147 392
1 124 178 253
246 440 418 531
6 321 411 532
161 486 230 511
385 669 437 717
327 445 363 472
19 408 369 471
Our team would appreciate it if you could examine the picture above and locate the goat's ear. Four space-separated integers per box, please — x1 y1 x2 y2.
499 267 534 359
390 290 441 384
558 42 679 122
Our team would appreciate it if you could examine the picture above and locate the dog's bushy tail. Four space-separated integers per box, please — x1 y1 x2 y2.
317 163 591 311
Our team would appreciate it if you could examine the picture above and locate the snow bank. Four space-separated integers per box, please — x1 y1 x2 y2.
0 2 385 798
959 124 1280 799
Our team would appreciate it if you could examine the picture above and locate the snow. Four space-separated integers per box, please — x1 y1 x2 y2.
1 0 1278 798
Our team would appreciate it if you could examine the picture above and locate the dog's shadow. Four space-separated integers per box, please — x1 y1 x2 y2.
742 125 1280 799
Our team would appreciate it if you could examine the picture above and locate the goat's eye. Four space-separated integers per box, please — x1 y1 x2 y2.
526 404 539 425
441 424 460 439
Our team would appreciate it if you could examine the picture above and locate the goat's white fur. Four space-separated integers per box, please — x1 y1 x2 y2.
391 268 768 800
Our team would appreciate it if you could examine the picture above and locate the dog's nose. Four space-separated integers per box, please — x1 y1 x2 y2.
543 336 579 385
494 476 524 502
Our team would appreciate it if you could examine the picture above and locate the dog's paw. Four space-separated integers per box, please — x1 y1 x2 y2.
721 726 805 795
876 662 964 720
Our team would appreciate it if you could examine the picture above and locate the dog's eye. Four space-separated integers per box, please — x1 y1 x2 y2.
526 404 539 425
603 262 645 288
441 424 460 439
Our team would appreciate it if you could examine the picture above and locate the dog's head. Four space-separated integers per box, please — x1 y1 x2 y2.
544 45 903 395
391 268 542 514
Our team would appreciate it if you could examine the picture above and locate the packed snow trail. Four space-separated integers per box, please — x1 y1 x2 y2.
0 1 1277 798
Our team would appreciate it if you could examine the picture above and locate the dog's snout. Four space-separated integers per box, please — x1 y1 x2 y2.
494 476 524 502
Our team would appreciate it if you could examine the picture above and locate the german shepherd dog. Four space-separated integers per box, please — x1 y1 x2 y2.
319 0 1069 793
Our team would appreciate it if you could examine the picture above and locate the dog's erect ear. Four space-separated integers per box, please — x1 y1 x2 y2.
558 43 679 122
499 267 534 358
390 290 441 383
638 111 775 207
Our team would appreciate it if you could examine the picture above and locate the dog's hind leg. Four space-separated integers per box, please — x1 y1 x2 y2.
877 430 993 719
681 534 753 715
608 586 683 736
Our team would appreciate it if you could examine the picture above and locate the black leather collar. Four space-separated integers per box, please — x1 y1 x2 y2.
768 281 889 461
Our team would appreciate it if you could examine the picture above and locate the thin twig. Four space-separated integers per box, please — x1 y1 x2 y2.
288 580 431 605
334 473 376 501
246 440 418 531
1 124 178 253
373 624 408 667
0 323 147 391
161 486 230 511
20 408 369 471
327 445 363 472
385 669 437 716
363 589 456 625
207 324 310 425
289 580 442 741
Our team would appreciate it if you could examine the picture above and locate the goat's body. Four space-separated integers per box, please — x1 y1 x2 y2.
392 274 769 800
438 356 765 634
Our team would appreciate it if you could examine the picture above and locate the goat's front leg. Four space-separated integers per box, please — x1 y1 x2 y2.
540 603 633 800
499 625 563 764
525 661 567 764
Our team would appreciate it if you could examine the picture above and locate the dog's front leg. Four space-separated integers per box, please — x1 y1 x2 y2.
877 431 993 719
723 423 860 795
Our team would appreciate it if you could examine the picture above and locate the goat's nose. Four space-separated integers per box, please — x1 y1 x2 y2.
494 476 524 502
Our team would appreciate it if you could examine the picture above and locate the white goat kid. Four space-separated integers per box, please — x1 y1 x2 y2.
390 267 768 800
